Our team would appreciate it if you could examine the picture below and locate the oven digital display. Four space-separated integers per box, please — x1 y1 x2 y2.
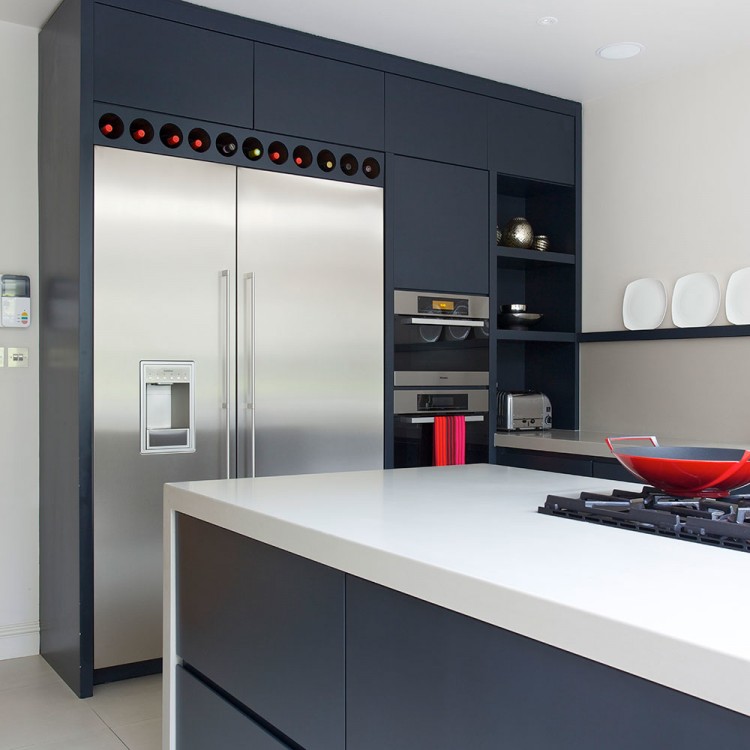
417 295 468 315
417 393 469 411
432 300 454 312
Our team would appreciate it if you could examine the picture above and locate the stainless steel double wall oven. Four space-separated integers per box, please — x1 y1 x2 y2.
393 290 490 467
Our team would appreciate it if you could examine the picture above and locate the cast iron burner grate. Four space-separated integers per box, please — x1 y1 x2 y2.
539 487 750 552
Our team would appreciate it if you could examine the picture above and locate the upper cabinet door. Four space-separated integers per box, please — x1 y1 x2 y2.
489 100 575 184
254 45 385 150
93 6 254 127
385 75 488 169
391 156 489 295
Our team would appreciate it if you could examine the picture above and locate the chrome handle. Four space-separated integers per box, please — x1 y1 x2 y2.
402 317 486 327
398 415 486 424
244 272 256 478
222 270 231 479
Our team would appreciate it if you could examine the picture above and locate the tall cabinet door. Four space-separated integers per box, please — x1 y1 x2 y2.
93 147 237 669
236 169 384 478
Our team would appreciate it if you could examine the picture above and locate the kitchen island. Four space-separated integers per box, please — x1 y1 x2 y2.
163 464 750 749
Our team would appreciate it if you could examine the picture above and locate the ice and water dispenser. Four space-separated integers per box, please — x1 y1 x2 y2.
140 361 195 453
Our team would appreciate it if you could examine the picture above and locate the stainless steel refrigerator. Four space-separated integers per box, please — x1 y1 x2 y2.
93 146 384 670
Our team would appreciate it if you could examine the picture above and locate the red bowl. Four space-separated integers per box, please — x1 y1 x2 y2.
607 437 750 498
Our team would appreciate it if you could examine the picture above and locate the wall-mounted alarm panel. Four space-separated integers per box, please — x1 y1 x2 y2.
0 275 31 327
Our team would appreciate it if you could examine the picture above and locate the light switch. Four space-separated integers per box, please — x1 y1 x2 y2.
0 347 4 367
7 347 28 368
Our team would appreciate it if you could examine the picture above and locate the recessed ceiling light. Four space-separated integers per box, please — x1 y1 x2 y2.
537 16 558 26
596 42 645 60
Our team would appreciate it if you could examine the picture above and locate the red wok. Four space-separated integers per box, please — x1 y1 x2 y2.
606 436 750 498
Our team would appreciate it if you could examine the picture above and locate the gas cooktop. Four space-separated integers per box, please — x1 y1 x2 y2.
540 486 750 553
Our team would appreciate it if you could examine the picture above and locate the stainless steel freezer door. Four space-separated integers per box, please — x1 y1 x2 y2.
93 147 237 669
236 169 384 477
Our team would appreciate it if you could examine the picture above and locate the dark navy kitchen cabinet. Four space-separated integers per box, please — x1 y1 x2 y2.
385 75 488 168
391 156 489 294
489 100 575 184
93 5 254 127
254 44 385 149
177 667 291 750
176 514 345 750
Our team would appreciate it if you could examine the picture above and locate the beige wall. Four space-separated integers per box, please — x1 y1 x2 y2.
581 47 750 442
0 20 39 658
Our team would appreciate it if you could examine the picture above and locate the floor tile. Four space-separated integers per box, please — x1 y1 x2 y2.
0 684 110 750
112 718 162 750
86 675 162 730
15 727 127 750
0 656 59 693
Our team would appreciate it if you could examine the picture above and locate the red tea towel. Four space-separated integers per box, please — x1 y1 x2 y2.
433 415 466 466
452 415 466 465
433 416 447 466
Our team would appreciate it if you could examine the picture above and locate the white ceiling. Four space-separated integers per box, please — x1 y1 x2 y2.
3 0 750 101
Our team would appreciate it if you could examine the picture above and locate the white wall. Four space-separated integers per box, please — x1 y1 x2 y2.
581 47 750 442
0 20 39 659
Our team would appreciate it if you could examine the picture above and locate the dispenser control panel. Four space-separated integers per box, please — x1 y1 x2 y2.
0 274 31 327
140 360 195 454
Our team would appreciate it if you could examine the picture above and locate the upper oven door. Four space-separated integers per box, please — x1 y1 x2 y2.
394 290 489 385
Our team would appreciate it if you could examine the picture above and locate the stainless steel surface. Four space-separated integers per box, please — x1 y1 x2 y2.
94 149 383 670
399 415 485 424
497 391 552 431
500 304 527 313
93 147 236 669
236 168 384 478
394 289 490 319
394 371 489 387
393 389 489 415
222 270 231 479
403 317 486 327
244 272 256 478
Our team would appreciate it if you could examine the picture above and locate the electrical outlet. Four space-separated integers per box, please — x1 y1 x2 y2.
7 347 28 368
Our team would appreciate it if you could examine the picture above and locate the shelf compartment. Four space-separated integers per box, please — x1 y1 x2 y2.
496 173 575 257
496 339 578 430
579 325 750 343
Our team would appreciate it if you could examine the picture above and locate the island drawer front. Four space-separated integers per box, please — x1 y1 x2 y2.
176 513 345 750
176 666 290 750
345 576 750 750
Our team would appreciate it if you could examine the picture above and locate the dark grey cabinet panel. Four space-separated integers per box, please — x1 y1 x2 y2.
93 5 254 126
391 156 489 294
346 576 750 750
176 514 345 750
255 44 384 149
177 667 289 750
495 447 592 477
386 75 488 168
489 100 575 184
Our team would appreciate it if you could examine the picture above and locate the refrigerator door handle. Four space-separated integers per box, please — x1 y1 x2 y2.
244 272 256 478
222 269 232 479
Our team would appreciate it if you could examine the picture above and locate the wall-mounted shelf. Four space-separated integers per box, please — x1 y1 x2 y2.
496 330 576 343
496 246 575 266
579 325 750 343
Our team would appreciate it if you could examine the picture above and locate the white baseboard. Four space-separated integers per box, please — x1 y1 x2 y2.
0 621 40 660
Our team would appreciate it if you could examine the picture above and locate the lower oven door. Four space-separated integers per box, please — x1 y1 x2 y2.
393 389 489 468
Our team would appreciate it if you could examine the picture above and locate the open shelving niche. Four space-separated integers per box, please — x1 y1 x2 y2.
492 173 579 431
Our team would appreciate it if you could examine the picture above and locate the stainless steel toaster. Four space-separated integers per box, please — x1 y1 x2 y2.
497 391 552 431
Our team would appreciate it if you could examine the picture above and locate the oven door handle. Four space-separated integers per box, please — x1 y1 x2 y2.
398 414 486 424
401 317 486 327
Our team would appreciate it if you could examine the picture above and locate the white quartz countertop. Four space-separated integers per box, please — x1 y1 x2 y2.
165 464 750 717
494 429 748 458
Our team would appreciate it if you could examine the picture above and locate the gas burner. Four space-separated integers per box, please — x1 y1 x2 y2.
539 487 750 552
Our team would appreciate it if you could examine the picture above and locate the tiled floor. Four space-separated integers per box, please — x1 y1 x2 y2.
0 656 162 750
